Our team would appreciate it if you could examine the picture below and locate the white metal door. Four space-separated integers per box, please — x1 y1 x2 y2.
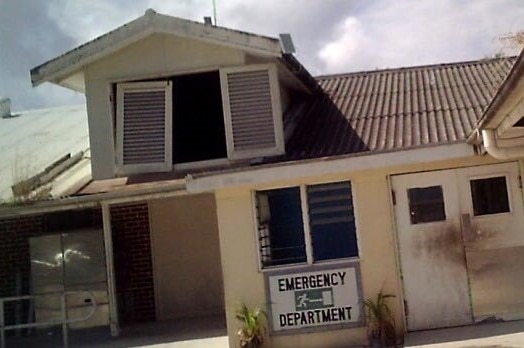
392 170 472 331
456 162 524 321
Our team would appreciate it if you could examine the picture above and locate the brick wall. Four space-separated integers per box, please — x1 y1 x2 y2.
110 202 156 324
0 209 102 325
0 205 156 326
0 215 44 298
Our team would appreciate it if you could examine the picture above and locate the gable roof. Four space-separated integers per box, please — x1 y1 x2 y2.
477 49 524 130
30 9 282 90
0 105 90 202
282 57 515 161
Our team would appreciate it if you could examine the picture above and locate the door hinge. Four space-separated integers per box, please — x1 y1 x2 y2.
519 175 522 189
404 300 409 316
391 190 396 205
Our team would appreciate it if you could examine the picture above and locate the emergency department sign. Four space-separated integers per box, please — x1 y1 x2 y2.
266 264 362 333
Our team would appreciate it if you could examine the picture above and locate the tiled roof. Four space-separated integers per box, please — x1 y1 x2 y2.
284 57 515 160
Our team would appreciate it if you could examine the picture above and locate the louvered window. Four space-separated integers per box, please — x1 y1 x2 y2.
307 182 358 260
255 181 359 269
116 81 172 174
221 65 284 159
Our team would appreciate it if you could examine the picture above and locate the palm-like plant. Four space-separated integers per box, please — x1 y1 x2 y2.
363 291 397 347
235 303 266 348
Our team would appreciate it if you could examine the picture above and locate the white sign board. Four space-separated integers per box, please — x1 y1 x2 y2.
267 265 361 332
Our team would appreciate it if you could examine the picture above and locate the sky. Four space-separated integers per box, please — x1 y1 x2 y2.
1 0 524 111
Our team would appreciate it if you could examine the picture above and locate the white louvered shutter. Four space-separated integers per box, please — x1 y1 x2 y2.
221 65 284 159
116 81 172 174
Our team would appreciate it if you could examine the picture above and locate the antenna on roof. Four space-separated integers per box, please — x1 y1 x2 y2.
279 33 296 54
212 0 217 25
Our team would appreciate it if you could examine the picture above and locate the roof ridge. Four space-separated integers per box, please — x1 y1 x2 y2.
31 9 282 88
315 56 517 80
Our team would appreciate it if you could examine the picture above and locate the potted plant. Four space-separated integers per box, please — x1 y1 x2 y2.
363 291 397 347
235 303 266 348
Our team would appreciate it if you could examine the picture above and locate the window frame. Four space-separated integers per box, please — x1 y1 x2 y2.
467 173 513 218
253 181 360 272
407 185 447 225
115 80 173 175
220 64 285 160
112 63 285 175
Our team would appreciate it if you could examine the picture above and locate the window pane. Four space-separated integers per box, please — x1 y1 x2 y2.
307 182 358 261
408 186 446 224
256 187 306 267
470 176 510 216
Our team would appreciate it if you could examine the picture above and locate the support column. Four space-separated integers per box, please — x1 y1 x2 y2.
102 203 119 336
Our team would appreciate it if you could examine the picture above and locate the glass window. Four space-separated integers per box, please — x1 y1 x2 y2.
407 186 446 224
307 182 358 261
470 176 510 216
256 181 358 268
256 187 306 267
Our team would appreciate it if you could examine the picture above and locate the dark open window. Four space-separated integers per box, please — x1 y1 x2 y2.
408 186 446 224
115 65 282 175
470 176 510 216
256 187 306 267
171 71 227 164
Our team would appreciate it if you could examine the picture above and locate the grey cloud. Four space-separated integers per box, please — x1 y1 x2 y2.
0 0 84 110
2 0 524 110
216 0 369 74
317 0 524 74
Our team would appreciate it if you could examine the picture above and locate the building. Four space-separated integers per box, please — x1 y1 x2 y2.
1 9 524 347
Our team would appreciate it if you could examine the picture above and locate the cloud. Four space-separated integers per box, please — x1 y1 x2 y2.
317 0 524 74
318 17 366 74
2 0 524 110
0 0 84 110
211 0 364 75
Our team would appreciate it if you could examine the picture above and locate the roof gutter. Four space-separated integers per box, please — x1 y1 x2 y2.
482 129 524 160
0 180 186 218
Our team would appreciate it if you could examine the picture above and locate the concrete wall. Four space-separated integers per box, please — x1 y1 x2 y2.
85 33 246 179
149 194 224 320
214 153 513 347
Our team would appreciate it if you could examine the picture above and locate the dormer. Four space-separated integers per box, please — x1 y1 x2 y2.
31 10 316 179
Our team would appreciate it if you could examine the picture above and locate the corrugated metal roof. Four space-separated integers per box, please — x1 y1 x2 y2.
0 104 90 202
284 57 516 160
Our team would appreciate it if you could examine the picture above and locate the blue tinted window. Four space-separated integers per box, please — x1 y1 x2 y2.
307 182 358 261
256 187 306 267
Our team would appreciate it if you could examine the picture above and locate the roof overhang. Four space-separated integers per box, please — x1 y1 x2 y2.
30 9 283 91
0 178 187 218
0 142 475 218
475 49 524 159
186 142 475 193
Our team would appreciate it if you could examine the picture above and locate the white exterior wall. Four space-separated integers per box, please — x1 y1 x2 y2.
215 153 510 347
84 33 246 179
